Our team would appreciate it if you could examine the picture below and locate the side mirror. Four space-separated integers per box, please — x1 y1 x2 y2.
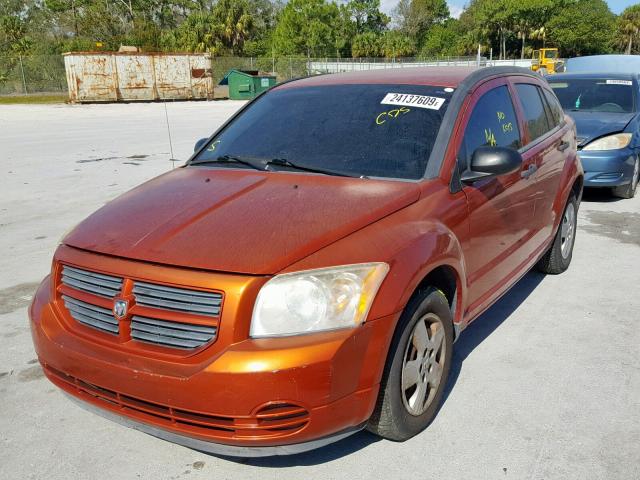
194 138 208 152
461 146 523 183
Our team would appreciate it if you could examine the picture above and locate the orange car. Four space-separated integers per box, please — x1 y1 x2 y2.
29 67 583 456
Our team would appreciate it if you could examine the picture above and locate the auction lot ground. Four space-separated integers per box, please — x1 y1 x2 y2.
1 101 639 479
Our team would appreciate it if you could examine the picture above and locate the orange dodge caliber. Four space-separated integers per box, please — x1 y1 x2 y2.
30 67 583 456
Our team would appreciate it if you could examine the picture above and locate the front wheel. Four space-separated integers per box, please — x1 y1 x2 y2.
612 157 639 199
536 194 578 274
367 287 453 441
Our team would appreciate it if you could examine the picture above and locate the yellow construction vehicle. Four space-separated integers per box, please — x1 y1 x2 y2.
531 48 563 75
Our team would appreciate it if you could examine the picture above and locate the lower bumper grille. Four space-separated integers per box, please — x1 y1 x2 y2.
45 365 310 439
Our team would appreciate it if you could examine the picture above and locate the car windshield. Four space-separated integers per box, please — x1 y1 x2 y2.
190 84 453 179
548 78 635 113
544 50 557 59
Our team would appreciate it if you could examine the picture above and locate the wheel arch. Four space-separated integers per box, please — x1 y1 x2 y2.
402 263 464 340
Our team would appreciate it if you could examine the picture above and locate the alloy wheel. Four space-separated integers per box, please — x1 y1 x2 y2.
560 202 576 259
401 313 446 416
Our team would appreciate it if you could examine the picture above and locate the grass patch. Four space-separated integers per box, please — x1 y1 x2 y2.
0 94 67 105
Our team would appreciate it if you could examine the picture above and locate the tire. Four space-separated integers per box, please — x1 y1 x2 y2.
612 157 639 199
536 194 578 274
367 287 453 441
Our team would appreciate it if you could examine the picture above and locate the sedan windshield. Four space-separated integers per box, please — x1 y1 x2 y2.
190 84 453 180
548 78 635 113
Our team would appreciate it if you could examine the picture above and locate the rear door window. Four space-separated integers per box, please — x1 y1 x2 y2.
542 88 564 127
460 86 522 169
515 83 553 142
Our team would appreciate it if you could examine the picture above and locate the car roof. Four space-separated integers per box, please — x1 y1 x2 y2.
565 54 640 74
274 66 538 90
551 71 639 81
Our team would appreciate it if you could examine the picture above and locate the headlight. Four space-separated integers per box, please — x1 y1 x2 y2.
582 133 632 151
250 263 389 338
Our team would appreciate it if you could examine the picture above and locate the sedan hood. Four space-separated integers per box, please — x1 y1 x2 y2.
568 111 636 147
64 168 421 274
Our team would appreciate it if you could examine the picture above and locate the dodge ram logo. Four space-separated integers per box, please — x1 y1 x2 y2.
113 299 128 319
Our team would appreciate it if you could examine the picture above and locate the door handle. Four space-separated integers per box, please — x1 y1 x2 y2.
557 140 570 152
521 164 538 179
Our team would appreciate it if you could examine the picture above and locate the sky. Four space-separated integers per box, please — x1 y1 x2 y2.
378 0 638 19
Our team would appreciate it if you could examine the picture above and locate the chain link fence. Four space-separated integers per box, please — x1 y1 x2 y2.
0 54 531 98
0 55 67 95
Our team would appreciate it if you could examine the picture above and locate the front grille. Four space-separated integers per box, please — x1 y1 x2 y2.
62 295 119 335
133 282 222 316
45 365 310 439
131 316 216 349
61 265 123 298
58 263 223 350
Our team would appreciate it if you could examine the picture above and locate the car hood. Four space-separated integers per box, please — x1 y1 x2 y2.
568 111 636 147
64 168 421 275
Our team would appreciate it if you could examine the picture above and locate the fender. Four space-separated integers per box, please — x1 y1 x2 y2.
282 183 469 326
551 137 584 238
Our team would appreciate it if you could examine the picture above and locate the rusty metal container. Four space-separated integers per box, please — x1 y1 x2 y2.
63 52 216 102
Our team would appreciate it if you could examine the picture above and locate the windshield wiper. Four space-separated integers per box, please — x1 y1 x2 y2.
190 155 265 171
266 158 365 178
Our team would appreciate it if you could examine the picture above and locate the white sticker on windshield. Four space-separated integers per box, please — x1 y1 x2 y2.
381 93 445 110
606 79 632 85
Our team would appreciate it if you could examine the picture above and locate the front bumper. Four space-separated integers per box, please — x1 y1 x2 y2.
29 253 397 456
578 148 637 187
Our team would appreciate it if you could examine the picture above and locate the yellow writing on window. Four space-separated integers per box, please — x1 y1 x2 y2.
207 140 221 152
376 107 410 125
497 111 505 122
502 122 513 133
484 128 497 146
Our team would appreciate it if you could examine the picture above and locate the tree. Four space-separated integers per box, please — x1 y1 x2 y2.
420 19 463 57
271 0 342 56
212 0 255 54
351 31 382 57
382 30 415 57
395 0 449 38
546 0 615 57
347 0 389 34
616 4 640 54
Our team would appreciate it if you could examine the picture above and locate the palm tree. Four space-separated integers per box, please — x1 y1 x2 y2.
618 5 640 55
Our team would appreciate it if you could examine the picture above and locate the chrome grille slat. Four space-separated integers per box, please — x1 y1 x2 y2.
62 269 123 290
132 316 215 334
63 296 116 324
133 286 222 306
131 315 216 349
63 265 122 283
134 281 217 298
133 282 222 316
61 265 123 298
62 295 119 335
131 320 214 342
131 330 204 349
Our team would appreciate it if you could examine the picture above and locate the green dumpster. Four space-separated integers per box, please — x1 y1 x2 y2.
224 69 277 100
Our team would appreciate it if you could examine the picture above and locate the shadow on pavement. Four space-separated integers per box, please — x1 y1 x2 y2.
580 187 622 203
217 271 546 467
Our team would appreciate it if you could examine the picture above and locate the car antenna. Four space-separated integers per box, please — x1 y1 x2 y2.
163 101 177 168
